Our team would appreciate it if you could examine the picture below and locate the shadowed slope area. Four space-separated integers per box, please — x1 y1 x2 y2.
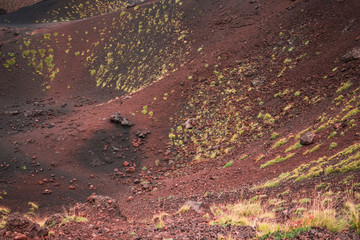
0 0 148 24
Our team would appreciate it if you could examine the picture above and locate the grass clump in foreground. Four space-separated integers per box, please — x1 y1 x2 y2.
152 212 169 229
210 196 360 238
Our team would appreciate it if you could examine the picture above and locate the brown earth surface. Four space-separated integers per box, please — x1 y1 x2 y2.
0 0 360 239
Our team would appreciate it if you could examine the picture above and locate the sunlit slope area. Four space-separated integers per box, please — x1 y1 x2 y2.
1 0 189 95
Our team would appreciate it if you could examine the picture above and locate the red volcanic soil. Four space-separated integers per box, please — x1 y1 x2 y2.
1 0 360 239
0 0 41 14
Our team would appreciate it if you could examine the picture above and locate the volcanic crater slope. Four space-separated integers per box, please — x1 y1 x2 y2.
0 0 360 239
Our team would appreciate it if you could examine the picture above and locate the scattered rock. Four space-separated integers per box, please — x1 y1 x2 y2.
184 201 210 214
342 47 360 62
4 110 19 116
136 129 151 138
343 18 357 31
23 110 44 117
90 157 103 166
185 118 194 129
42 189 53 195
112 146 120 151
69 185 76 189
300 131 315 145
251 76 266 87
126 167 135 173
110 112 134 126
5 214 48 238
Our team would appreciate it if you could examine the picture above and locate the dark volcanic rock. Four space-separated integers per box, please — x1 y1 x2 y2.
110 112 134 126
0 8 7 15
136 129 150 138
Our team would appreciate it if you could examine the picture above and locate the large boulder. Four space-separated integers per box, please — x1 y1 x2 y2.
300 131 315 145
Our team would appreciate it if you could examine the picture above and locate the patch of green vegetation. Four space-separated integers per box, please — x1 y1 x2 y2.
329 142 338 150
303 144 322 155
223 160 233 168
239 155 248 160
283 104 293 111
336 81 353 93
44 55 54 65
341 108 360 121
141 106 148 115
272 138 287 149
334 95 344 103
299 198 310 204
327 131 337 139
260 227 310 240
43 33 51 40
258 143 360 189
271 132 279 140
260 153 295 169
256 154 265 162
3 58 16 69
294 91 301 97
60 216 87 226
285 142 302 153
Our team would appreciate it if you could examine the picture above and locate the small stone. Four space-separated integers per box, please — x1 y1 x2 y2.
251 76 266 87
342 47 360 62
42 189 53 195
300 131 315 145
38 181 44 185
185 118 194 129
134 179 140 184
126 167 135 173
69 185 76 189
127 196 134 201
123 161 130 166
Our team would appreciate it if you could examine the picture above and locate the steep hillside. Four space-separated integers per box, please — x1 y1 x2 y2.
0 0 360 239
